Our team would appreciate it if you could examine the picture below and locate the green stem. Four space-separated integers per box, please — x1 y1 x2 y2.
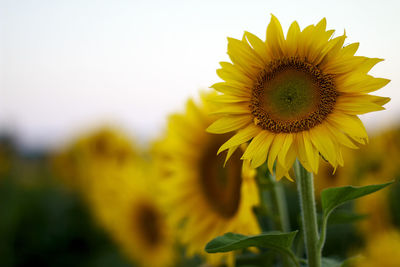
294 160 321 267
274 247 300 267
266 171 290 232
318 215 328 253
257 164 290 232
256 164 293 267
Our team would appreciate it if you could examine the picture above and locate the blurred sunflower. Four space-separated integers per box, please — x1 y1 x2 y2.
83 150 175 267
52 145 82 189
116 189 174 267
76 127 139 167
352 229 400 267
352 128 400 237
354 177 392 237
207 15 390 180
53 127 175 266
52 127 139 190
352 128 400 183
158 92 260 266
151 138 174 181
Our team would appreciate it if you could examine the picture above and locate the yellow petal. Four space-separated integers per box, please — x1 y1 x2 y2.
207 115 252 134
364 95 391 106
310 29 336 65
315 18 327 32
219 61 253 79
275 161 292 181
303 131 319 173
324 122 358 149
244 31 270 62
277 134 294 167
210 103 251 115
211 82 251 97
335 95 390 115
336 74 390 94
227 37 265 72
242 131 275 168
224 145 239 166
323 56 367 74
336 147 344 166
286 21 300 56
326 113 368 142
217 66 253 84
284 145 297 174
309 125 338 167
186 98 203 123
218 124 261 154
207 93 250 103
295 134 314 173
319 33 347 68
267 134 285 174
341 42 359 56
266 14 285 58
356 57 384 73
305 18 335 64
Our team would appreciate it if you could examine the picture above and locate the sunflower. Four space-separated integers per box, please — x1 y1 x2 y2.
158 92 260 265
351 129 400 238
207 15 390 180
53 128 175 266
352 128 400 183
354 177 392 238
76 127 139 168
84 151 175 267
353 229 400 267
52 127 139 190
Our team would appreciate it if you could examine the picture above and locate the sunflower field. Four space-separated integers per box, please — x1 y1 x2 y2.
1 4 400 267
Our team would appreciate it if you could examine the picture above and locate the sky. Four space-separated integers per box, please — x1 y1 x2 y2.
1 0 399 149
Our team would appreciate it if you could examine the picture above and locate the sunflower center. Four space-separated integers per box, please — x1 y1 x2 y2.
135 202 163 248
251 57 338 133
199 134 242 218
93 135 110 156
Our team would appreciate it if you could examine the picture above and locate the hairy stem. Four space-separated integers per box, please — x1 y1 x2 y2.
266 171 290 232
294 160 321 267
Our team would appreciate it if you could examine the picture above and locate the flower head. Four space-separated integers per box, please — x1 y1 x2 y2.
53 128 175 267
354 229 400 267
207 15 390 180
157 92 260 265
52 127 139 189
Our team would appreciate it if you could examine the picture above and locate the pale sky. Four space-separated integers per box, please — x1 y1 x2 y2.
1 0 399 149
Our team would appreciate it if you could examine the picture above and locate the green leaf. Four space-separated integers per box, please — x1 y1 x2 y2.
205 231 297 253
321 181 394 217
327 210 367 225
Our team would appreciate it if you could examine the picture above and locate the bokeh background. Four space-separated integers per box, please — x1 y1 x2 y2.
1 0 400 149
1 0 400 266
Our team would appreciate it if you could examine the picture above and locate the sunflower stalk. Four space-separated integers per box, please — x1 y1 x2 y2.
256 164 292 266
266 171 290 233
256 164 290 232
294 160 321 267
